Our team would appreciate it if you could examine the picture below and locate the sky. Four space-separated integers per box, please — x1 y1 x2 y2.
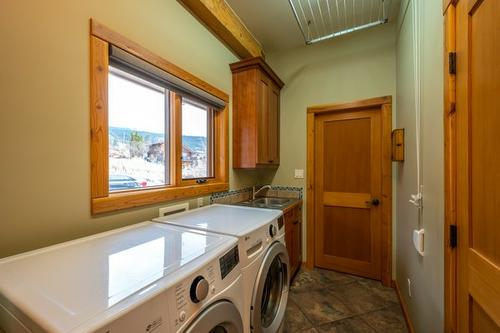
108 71 207 137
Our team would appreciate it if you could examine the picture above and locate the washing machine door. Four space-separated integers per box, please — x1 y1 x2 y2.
184 300 243 333
250 241 289 333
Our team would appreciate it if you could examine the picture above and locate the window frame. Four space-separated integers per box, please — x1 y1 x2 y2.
108 65 171 188
178 95 216 183
90 19 229 214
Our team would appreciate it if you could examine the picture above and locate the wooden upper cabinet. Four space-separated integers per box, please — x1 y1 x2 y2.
268 82 280 163
230 57 284 168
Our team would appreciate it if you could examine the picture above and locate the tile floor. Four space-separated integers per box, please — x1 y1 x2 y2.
283 268 408 333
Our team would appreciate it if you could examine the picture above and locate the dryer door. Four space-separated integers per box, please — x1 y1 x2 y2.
250 241 289 333
184 300 243 333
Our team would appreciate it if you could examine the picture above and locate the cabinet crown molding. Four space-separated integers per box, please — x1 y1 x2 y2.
230 56 284 88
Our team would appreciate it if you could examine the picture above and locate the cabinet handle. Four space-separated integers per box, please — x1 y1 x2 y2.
268 160 274 163
293 220 299 225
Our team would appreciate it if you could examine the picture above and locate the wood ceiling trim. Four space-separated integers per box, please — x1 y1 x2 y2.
179 0 264 59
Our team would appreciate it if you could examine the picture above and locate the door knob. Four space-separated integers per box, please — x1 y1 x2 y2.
365 198 380 206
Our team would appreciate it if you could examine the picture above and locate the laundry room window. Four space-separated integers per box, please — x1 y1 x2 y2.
181 97 214 180
108 66 170 190
89 19 229 214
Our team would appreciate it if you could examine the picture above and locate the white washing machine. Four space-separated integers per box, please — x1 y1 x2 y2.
154 204 289 333
0 222 244 333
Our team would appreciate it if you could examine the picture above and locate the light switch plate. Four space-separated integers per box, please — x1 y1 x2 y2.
294 169 304 179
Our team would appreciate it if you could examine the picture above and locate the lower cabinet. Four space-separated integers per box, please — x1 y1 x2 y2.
284 203 302 282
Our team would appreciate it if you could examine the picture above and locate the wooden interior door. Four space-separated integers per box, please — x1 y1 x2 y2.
455 0 500 331
314 108 382 280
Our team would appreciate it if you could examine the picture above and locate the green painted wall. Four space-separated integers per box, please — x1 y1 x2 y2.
395 0 444 331
0 0 260 258
266 23 397 261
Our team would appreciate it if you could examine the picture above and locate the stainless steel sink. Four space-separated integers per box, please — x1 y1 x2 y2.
253 198 290 206
237 197 291 209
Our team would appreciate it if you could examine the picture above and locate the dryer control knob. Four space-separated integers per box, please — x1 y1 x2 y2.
190 276 209 303
269 224 277 238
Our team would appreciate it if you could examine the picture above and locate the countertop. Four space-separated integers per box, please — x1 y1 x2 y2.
280 198 302 214
232 197 302 214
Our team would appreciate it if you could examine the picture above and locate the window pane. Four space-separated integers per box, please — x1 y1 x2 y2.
108 66 169 191
181 98 213 179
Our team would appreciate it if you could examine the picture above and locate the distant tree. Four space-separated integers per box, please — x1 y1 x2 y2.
130 131 146 158
130 131 144 143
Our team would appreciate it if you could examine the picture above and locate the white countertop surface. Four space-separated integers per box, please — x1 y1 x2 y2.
153 204 282 237
0 222 237 333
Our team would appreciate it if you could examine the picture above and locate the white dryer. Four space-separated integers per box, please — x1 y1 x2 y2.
0 222 243 333
154 204 289 333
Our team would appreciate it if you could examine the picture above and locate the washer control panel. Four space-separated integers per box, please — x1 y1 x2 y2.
219 245 239 279
172 246 240 331
190 275 209 303
269 224 277 238
277 216 284 230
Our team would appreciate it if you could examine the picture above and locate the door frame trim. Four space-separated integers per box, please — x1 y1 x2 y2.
306 95 393 286
443 1 457 332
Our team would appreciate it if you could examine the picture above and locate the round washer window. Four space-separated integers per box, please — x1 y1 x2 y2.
261 256 284 328
209 326 228 333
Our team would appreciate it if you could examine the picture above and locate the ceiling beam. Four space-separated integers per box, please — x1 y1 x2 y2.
179 0 264 59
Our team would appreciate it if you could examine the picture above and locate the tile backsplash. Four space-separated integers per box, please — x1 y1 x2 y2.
210 185 303 204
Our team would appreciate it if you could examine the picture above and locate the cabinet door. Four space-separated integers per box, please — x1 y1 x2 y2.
268 83 280 165
284 210 293 267
257 74 270 164
286 206 302 279
292 219 301 272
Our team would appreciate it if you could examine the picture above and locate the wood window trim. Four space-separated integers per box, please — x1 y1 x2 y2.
306 96 393 287
90 19 229 214
177 97 217 187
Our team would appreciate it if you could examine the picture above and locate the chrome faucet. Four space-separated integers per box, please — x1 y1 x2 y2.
252 185 272 200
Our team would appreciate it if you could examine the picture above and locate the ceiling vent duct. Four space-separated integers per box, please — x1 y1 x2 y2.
289 0 391 45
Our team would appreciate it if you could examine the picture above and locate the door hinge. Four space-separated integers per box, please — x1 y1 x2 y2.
449 52 457 75
449 224 457 248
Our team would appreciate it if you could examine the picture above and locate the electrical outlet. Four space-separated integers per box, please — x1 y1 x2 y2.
197 197 204 207
407 278 412 298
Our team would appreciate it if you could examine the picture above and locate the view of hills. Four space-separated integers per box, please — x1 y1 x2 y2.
109 127 207 151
